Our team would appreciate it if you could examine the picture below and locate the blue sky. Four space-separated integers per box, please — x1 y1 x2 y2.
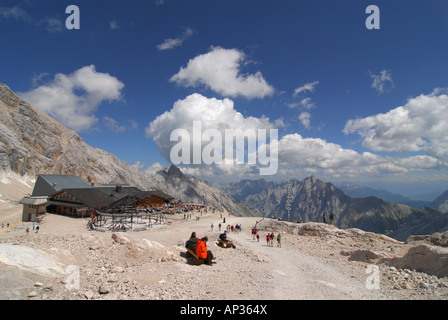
1 0 448 198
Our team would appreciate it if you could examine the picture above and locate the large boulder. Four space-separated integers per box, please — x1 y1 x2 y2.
381 244 448 278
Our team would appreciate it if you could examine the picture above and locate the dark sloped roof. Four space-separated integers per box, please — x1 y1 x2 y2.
100 194 152 213
32 175 93 197
50 186 145 207
98 190 175 214
146 190 175 200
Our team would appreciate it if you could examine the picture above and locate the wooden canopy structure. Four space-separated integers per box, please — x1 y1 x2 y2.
93 194 168 231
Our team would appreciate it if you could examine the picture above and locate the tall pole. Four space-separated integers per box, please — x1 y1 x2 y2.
286 166 292 222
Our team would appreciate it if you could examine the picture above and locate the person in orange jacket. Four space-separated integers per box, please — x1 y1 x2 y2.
196 236 214 265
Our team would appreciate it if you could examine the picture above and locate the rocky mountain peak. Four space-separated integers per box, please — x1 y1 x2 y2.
167 164 184 178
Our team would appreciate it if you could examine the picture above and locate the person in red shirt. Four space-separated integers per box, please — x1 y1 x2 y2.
195 236 214 265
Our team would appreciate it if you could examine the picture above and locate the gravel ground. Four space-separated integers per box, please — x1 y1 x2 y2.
1 210 448 301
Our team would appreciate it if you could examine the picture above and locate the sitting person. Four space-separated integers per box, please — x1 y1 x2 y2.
186 232 199 258
219 230 236 248
195 236 215 265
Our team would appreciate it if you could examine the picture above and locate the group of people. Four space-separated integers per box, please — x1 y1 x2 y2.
266 232 282 247
186 232 216 265
185 228 238 265
251 227 282 248
322 212 334 225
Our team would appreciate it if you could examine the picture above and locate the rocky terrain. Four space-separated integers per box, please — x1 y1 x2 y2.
1 210 447 301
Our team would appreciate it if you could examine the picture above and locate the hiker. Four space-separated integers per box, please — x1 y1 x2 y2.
277 233 282 248
266 234 271 247
196 236 214 265
256 232 260 242
322 212 326 224
329 213 334 225
218 223 221 231
211 223 214 231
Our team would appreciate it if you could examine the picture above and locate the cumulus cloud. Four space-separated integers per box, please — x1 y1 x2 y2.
145 91 448 182
145 93 279 177
278 133 370 169
278 132 448 179
157 27 194 51
169 46 274 99
343 91 448 161
370 69 394 94
20 65 124 132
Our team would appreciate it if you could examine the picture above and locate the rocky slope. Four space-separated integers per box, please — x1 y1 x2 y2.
0 83 249 216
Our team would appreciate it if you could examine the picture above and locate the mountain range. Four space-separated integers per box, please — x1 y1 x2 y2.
1 82 448 240
222 176 448 240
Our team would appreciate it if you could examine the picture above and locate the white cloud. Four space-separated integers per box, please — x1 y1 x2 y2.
42 17 64 33
145 91 448 182
370 69 394 94
132 161 165 174
343 91 448 161
300 97 316 110
20 65 124 132
293 81 319 97
103 116 138 132
146 93 276 160
157 27 194 51
169 46 274 99
298 112 311 129
110 20 120 30
278 132 448 180
0 6 30 21
278 133 369 169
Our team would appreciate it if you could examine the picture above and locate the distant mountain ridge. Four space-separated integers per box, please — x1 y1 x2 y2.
0 83 250 216
223 176 448 240
336 182 433 209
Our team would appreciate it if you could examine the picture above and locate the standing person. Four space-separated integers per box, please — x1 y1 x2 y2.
277 233 282 248
322 212 326 224
256 232 260 242
211 223 214 231
196 236 214 265
329 213 334 225
266 233 271 247
218 223 221 231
